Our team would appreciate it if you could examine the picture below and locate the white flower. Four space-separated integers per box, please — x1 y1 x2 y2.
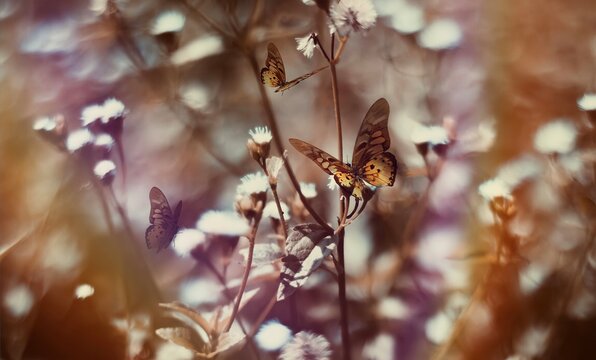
577 93 596 111
301 0 316 5
390 2 425 34
266 156 284 184
255 320 292 351
279 331 332 360
179 278 221 307
417 19 462 50
329 0 377 34
196 210 250 236
101 98 126 123
497 155 541 188
66 128 95 152
237 172 269 195
296 33 317 58
94 134 115 148
151 10 186 35
33 116 59 131
172 229 205 257
94 160 116 179
533 119 577 154
4 284 34 317
410 124 450 145
75 284 95 299
263 201 290 220
81 104 105 126
180 84 210 110
171 36 223 65
327 175 339 190
249 126 272 145
425 311 453 344
300 182 317 198
478 178 512 201
362 333 395 360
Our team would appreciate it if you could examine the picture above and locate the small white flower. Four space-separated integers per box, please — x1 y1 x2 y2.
577 93 596 111
478 178 512 201
263 201 290 220
4 284 34 317
151 10 186 35
533 119 577 154
94 160 116 179
81 104 105 126
173 229 205 257
196 210 250 236
237 172 269 195
301 0 316 5
417 19 462 50
249 126 272 145
66 128 95 152
280 331 332 360
266 156 284 184
300 182 317 198
330 0 378 34
410 125 450 145
255 320 292 351
295 33 317 58
94 133 115 148
327 175 339 191
33 116 58 131
101 98 126 123
75 284 95 299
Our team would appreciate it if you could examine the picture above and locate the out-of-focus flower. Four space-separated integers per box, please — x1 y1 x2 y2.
66 128 95 153
514 327 550 358
151 10 186 35
81 98 127 140
33 114 67 149
247 126 272 162
171 36 223 65
533 119 577 154
4 284 34 317
327 175 339 190
102 98 126 124
237 172 269 196
263 201 290 220
155 342 194 360
255 320 292 351
81 105 105 126
299 182 317 198
377 297 410 320
425 311 453 344
410 123 451 158
172 229 205 257
179 278 221 307
196 211 250 236
301 0 316 5
330 0 378 34
497 155 541 188
362 333 395 360
94 133 115 158
577 92 596 111
417 19 462 50
279 331 331 360
266 156 284 185
296 33 317 58
179 84 210 111
75 284 95 299
478 178 512 201
389 1 425 34
94 159 117 185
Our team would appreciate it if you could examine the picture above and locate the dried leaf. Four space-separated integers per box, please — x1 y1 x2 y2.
277 223 336 301
239 243 283 266
159 302 212 337
155 327 199 354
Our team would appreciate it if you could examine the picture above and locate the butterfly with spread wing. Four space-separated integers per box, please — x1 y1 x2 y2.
145 187 182 252
261 42 327 93
290 98 398 201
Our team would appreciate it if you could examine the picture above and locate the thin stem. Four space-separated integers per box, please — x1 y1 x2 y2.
269 184 289 240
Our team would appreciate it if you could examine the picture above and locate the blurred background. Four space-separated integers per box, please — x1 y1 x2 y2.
1 0 595 359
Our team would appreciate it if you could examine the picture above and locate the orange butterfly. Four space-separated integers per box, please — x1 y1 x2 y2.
260 43 326 93
146 187 182 252
290 98 398 200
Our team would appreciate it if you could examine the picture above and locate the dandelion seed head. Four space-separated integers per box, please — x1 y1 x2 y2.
255 320 292 351
151 10 186 35
299 182 317 198
417 19 462 50
327 175 339 191
296 33 317 58
4 284 34 317
248 126 272 145
263 201 290 220
101 98 126 123
533 119 577 154
81 105 105 126
66 128 95 153
330 0 378 34
172 229 205 257
478 178 512 201
196 210 249 236
237 172 269 196
75 284 95 299
280 331 332 360
94 159 116 178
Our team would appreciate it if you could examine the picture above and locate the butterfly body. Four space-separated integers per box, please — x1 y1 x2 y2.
146 187 182 252
290 98 398 200
260 43 326 93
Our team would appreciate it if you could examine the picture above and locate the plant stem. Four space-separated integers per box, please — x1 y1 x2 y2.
269 184 288 240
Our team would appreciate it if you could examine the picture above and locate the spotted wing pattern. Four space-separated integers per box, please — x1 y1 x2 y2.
146 187 181 252
289 138 350 175
260 43 286 89
359 153 397 187
351 98 391 169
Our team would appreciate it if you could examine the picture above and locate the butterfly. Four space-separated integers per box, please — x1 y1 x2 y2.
260 42 326 93
289 98 398 201
145 187 182 252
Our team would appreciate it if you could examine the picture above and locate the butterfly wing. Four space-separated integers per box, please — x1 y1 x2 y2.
289 138 350 175
359 152 398 187
351 98 391 169
146 187 180 252
276 65 328 93
261 43 286 88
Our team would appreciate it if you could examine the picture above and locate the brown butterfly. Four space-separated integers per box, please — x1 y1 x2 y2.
260 42 326 93
289 98 398 200
146 186 182 252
